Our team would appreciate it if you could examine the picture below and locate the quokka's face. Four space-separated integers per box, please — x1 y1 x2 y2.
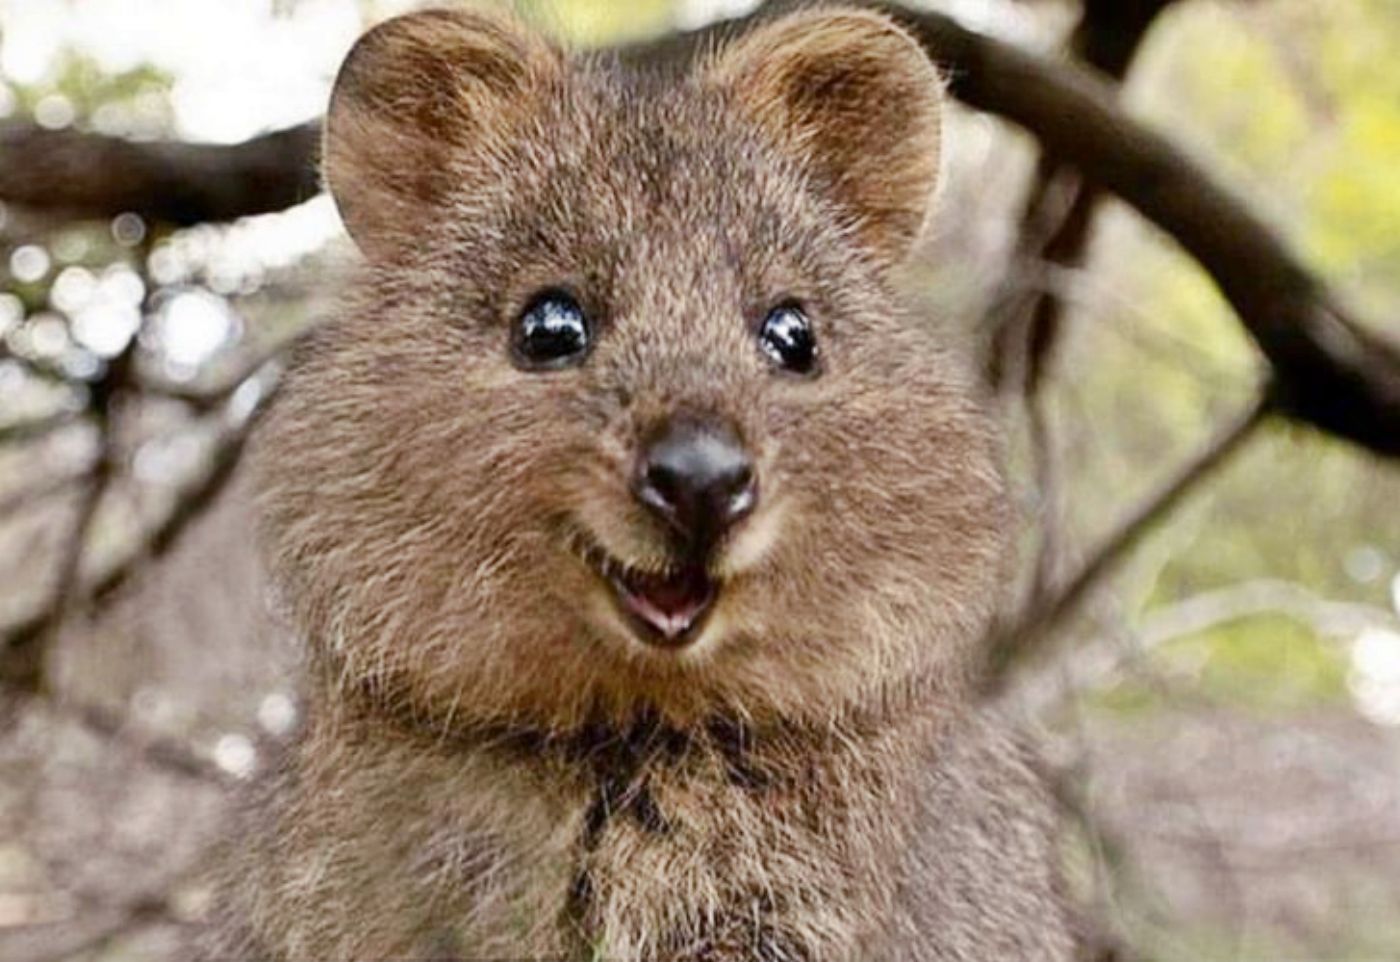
259 7 1008 729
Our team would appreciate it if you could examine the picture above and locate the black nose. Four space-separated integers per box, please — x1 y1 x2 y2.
632 416 757 551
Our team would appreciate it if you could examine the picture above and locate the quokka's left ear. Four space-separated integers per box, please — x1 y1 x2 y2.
704 8 943 266
324 6 563 263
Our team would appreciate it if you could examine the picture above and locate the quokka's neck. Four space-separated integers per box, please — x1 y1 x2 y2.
314 661 961 761
302 677 960 828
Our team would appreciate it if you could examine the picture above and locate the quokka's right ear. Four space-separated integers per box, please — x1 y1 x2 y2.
704 8 943 267
324 6 562 262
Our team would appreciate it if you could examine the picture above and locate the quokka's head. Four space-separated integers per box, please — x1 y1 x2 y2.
259 4 1008 730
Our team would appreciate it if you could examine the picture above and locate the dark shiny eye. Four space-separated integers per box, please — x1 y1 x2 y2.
513 290 590 369
757 303 818 375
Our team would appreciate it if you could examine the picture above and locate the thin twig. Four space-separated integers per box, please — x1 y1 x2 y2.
987 0 1179 615
20 876 196 962
91 405 268 610
64 695 230 783
0 342 133 692
0 410 86 445
1024 381 1065 610
0 389 276 660
0 471 90 520
138 337 300 411
984 388 1273 689
1015 578 1399 718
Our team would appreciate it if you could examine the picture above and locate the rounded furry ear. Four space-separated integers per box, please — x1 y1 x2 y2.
324 7 561 262
705 8 943 265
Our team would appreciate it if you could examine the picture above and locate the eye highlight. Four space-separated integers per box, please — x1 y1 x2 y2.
513 290 590 369
757 302 818 376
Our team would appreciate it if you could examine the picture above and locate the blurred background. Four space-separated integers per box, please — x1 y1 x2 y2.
0 0 1398 959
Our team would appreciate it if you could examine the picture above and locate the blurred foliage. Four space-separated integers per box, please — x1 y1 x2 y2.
517 0 676 45
1047 0 1400 725
1148 0 1400 309
14 53 171 127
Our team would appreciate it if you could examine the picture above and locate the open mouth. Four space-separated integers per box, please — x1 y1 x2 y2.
578 541 718 648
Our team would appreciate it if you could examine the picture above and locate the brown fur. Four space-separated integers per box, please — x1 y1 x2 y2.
202 5 1076 959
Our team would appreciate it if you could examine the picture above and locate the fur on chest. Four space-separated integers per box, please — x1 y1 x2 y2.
271 707 930 960
491 714 917 960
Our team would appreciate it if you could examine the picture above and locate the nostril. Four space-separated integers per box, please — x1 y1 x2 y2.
642 463 682 515
724 465 757 522
647 463 676 501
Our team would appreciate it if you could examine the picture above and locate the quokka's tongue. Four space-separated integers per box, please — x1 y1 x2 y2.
616 565 714 640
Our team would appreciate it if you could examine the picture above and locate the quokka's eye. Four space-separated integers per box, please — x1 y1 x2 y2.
513 290 590 369
757 303 818 376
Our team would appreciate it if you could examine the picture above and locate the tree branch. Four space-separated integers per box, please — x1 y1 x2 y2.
0 121 321 226
987 0 1178 390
